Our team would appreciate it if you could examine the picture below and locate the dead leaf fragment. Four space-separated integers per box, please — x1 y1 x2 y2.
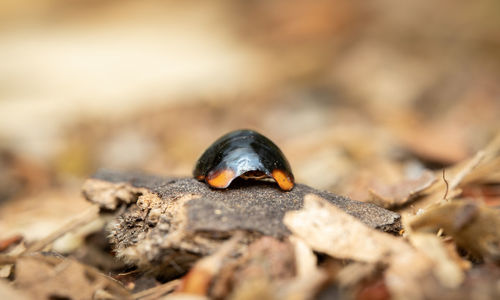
400 134 500 215
177 233 242 295
369 170 436 208
133 279 180 300
279 237 327 300
0 280 29 300
284 194 443 300
14 255 132 300
211 237 295 300
284 194 408 263
410 200 500 262
407 232 464 288
0 235 23 252
356 278 390 300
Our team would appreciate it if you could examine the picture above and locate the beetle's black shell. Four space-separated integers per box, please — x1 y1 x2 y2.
193 129 294 190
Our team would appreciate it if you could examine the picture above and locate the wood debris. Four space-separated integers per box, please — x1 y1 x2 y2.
1 2 500 298
14 254 131 300
81 169 400 272
410 200 500 263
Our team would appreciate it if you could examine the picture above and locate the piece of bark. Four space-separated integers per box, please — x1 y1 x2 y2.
82 169 400 271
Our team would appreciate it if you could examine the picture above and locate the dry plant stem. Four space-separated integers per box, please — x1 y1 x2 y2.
23 205 100 254
133 279 181 300
442 169 449 201
446 151 486 198
84 264 133 299
0 255 17 265
400 146 492 216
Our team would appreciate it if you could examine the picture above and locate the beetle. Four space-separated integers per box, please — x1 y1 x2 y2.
193 129 294 191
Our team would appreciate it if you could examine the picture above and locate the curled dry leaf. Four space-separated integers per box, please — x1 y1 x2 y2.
284 194 409 263
399 134 500 215
410 200 500 262
284 194 466 300
369 170 436 208
460 133 500 184
407 232 464 288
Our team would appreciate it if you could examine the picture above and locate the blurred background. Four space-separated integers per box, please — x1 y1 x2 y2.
1 0 499 240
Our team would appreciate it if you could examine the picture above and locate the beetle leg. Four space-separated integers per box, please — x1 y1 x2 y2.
271 169 294 191
206 169 236 189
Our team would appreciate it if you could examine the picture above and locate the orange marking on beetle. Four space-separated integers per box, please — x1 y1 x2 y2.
272 169 294 191
207 169 235 189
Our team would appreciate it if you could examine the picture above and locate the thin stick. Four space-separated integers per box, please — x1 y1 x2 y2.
133 279 181 300
448 150 485 192
0 255 17 265
442 169 449 201
23 205 100 254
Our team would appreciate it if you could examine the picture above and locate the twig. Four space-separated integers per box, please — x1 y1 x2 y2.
0 255 17 265
448 150 485 192
442 169 449 201
23 205 100 254
133 279 180 300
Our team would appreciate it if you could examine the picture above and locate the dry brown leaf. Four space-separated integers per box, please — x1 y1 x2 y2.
0 280 30 300
229 279 277 300
14 255 131 300
133 280 180 300
161 294 208 300
278 237 327 300
336 262 380 289
410 200 500 262
356 278 390 300
399 134 500 215
384 251 434 300
369 170 436 208
284 194 466 300
177 233 242 296
407 232 464 288
212 237 296 300
290 237 322 280
462 184 500 207
284 194 410 263
23 205 100 254
459 133 500 183
0 235 23 252
389 112 470 165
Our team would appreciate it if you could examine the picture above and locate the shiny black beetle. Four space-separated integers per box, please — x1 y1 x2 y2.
193 129 294 191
